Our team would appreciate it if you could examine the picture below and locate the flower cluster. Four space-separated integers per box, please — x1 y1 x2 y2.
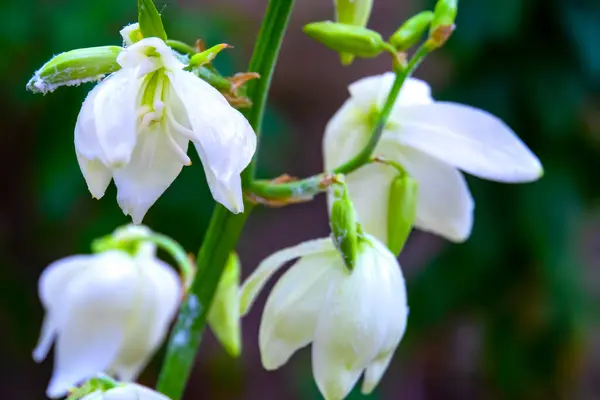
26 0 544 399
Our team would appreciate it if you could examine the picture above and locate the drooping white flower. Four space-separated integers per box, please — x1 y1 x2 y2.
33 230 181 398
80 383 170 400
76 31 256 223
240 234 408 400
324 73 543 243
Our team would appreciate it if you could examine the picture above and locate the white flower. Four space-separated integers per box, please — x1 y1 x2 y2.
324 73 543 243
33 241 181 398
80 383 170 400
76 33 256 223
240 235 408 400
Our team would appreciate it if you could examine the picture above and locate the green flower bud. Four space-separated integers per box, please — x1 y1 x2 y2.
207 253 242 357
387 173 418 256
334 0 373 26
303 21 386 60
432 0 458 30
27 46 122 94
138 0 167 41
334 0 374 64
428 0 457 48
329 180 358 271
390 11 435 51
188 44 231 68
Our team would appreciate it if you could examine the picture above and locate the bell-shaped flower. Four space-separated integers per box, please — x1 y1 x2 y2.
240 234 408 400
78 383 170 400
33 239 182 398
324 73 543 243
76 33 256 223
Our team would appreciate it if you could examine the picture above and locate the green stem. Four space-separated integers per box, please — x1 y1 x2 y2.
155 1 295 398
241 0 296 186
248 44 431 201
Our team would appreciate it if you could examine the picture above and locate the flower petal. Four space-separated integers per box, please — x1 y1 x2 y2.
343 163 397 245
349 73 433 111
167 69 256 213
76 155 112 199
117 37 185 76
323 100 371 170
394 102 543 182
109 257 181 381
312 243 389 400
260 252 341 370
46 251 139 398
361 237 409 394
239 238 335 316
393 144 474 242
91 68 142 166
33 255 92 363
112 123 188 224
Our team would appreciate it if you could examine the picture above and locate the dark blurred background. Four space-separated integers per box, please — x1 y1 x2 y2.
2 0 600 398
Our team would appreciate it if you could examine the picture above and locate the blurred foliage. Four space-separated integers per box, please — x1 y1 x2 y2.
407 0 600 398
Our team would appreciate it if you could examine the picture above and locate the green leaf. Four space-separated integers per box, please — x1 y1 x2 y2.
138 0 167 41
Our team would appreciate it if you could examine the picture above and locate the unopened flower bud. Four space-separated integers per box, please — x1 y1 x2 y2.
387 173 418 255
137 0 167 41
390 11 434 51
303 21 386 60
189 44 231 68
207 253 242 357
428 0 457 48
26 46 122 94
432 0 457 30
329 180 358 270
334 0 374 64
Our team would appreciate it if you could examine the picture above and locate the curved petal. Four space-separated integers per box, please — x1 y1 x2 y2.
239 238 334 316
76 155 112 199
117 37 185 76
110 257 181 381
322 100 371 170
33 255 92 363
386 143 474 242
260 252 341 370
92 69 141 167
75 77 107 164
312 243 389 400
46 251 139 398
343 163 397 245
361 237 409 394
167 69 256 213
349 74 433 111
394 102 543 182
112 123 188 224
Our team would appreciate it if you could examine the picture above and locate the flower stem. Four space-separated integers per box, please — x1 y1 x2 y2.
248 44 431 201
155 1 295 398
241 0 295 186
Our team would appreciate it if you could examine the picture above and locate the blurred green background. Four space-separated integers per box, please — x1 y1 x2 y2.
1 0 600 398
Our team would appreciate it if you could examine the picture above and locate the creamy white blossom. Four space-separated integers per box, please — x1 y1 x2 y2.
240 235 408 400
324 73 543 243
80 383 170 400
33 231 181 398
76 31 256 223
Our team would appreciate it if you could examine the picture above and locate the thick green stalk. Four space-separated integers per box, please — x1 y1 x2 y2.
241 0 295 186
248 44 430 200
155 1 295 399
